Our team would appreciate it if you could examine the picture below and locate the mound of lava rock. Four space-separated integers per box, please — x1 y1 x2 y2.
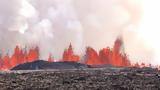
11 60 89 70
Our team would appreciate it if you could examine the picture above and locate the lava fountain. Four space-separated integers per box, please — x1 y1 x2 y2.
1 0 160 70
0 37 151 70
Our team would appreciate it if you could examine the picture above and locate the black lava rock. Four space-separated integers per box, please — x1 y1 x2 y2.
11 60 89 70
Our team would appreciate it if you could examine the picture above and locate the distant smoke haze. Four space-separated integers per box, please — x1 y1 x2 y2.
0 0 154 64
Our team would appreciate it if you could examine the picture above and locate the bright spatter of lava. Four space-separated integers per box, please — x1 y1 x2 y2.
62 43 80 62
85 38 131 67
0 38 156 70
0 46 40 70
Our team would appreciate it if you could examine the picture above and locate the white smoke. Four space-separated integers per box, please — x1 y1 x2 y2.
0 0 155 64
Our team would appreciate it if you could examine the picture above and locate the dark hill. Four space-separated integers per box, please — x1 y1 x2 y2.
11 60 89 70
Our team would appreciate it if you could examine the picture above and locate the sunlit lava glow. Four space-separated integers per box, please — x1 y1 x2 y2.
136 0 160 64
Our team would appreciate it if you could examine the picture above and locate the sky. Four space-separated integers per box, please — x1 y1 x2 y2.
0 0 159 64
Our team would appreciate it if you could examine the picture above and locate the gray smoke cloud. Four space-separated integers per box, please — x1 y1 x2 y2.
0 0 153 64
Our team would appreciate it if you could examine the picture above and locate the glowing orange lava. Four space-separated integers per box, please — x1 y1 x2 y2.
62 43 80 62
85 38 131 67
0 46 39 70
0 38 157 70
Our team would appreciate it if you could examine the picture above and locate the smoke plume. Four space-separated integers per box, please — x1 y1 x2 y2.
0 0 154 64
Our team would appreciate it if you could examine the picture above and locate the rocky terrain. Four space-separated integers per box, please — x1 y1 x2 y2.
0 67 160 90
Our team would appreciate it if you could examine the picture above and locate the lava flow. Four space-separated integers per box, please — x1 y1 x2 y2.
0 38 155 70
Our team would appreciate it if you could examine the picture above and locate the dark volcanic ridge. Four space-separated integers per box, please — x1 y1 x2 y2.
11 60 159 72
11 60 89 70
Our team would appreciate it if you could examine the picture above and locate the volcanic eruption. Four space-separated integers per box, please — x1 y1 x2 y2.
1 1 160 90
0 37 151 70
0 0 160 70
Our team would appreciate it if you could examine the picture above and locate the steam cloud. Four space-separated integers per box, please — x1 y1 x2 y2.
0 0 154 64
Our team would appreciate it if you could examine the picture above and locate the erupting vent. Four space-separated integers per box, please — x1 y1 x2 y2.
85 38 131 66
0 46 39 70
0 38 156 70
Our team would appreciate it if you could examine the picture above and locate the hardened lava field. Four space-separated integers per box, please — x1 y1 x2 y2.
0 67 160 90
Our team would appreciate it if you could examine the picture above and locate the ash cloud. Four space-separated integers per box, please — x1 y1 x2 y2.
0 0 154 64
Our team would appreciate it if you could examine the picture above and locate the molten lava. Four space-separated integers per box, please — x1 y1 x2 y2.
27 46 39 62
62 43 80 62
84 38 131 67
85 47 102 65
48 54 54 62
0 38 155 70
0 46 39 70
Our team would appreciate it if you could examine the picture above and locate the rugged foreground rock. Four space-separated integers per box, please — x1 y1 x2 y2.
0 67 160 90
